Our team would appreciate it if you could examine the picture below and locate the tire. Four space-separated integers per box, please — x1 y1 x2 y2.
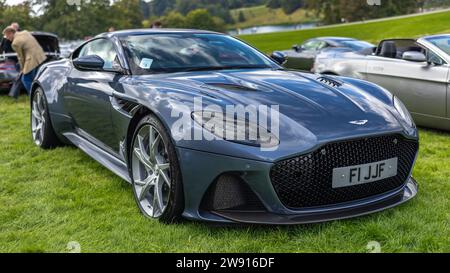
31 87 61 149
129 114 184 223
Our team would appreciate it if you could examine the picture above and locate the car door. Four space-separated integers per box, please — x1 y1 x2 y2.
64 38 121 152
366 40 448 119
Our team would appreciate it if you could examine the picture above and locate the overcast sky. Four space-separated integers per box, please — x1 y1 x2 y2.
5 0 26 5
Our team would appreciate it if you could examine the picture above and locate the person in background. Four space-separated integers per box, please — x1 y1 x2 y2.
152 21 162 29
0 22 19 55
108 26 115 32
2 26 46 95
11 22 20 32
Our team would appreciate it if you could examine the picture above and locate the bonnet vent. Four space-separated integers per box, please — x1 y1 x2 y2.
317 76 343 88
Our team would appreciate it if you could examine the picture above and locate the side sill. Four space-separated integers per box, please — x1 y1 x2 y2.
63 132 131 183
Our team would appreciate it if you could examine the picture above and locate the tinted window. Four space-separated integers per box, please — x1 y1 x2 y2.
120 34 275 74
339 40 374 51
302 40 321 50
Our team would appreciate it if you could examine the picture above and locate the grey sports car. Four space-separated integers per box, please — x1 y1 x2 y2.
273 37 375 71
31 29 419 225
314 35 450 131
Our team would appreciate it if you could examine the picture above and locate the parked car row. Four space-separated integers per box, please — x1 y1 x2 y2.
272 35 450 131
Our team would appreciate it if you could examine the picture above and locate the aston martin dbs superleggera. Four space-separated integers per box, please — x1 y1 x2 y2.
31 29 419 225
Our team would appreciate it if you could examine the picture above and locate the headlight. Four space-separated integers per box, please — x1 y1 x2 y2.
394 96 414 127
191 111 279 149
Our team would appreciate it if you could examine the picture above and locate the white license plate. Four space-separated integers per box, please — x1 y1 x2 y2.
332 158 398 189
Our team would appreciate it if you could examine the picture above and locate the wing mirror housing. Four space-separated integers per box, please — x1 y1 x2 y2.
402 51 427 62
73 55 127 74
270 51 287 65
292 44 301 52
73 55 105 71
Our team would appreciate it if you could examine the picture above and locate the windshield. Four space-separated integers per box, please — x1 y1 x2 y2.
120 33 275 74
425 36 450 56
339 40 375 51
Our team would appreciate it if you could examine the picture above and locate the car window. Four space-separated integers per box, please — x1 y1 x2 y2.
339 40 375 51
77 39 118 69
427 50 445 65
302 40 321 51
120 33 274 74
376 40 424 59
426 36 450 56
317 41 329 50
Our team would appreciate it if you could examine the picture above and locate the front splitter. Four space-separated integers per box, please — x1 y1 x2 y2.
212 177 418 225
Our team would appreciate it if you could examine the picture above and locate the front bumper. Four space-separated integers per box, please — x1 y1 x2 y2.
212 178 417 225
176 145 418 225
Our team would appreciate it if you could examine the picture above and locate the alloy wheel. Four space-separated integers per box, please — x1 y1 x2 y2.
131 124 172 218
31 91 46 146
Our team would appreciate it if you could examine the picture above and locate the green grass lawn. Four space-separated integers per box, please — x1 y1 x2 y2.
0 96 449 253
238 10 450 52
229 5 319 29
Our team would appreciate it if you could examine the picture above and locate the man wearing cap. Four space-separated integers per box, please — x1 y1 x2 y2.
2 26 46 95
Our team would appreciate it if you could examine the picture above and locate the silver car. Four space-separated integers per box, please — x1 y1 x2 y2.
314 34 450 131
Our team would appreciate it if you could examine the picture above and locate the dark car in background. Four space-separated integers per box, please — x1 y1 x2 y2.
273 37 375 71
0 31 60 93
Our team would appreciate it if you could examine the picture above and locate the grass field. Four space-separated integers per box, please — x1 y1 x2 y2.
229 5 319 29
239 10 450 52
0 95 449 253
0 11 450 253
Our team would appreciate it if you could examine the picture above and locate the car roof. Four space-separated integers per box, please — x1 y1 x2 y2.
317 37 356 41
98 28 221 38
31 31 59 38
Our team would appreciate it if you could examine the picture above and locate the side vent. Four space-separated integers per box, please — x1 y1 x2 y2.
317 76 343 88
111 97 140 116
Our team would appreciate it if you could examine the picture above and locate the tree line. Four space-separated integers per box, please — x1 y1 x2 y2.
0 0 448 40
305 0 430 24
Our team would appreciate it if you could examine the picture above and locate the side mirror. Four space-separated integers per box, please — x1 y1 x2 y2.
73 55 105 71
402 51 426 62
292 44 301 52
270 51 287 65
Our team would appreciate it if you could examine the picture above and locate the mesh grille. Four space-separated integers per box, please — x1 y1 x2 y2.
201 174 265 211
270 134 418 209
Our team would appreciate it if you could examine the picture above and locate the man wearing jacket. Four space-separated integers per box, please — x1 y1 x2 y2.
2 26 46 95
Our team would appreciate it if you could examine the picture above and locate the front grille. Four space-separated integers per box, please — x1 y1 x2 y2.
270 135 418 209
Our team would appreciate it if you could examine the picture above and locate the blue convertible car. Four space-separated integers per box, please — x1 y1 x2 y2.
31 29 419 224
